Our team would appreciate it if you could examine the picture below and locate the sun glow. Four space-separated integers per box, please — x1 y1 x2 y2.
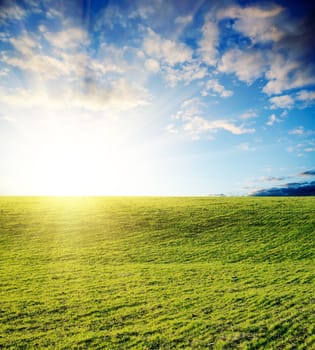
32 144 155 196
17 111 156 196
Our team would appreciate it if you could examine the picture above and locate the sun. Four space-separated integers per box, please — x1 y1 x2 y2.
28 131 154 196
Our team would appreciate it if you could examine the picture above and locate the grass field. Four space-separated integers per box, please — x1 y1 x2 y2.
0 196 314 349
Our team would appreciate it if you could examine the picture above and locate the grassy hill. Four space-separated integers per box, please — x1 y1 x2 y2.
0 197 314 349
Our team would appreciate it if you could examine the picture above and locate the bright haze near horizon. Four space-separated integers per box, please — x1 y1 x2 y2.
0 0 314 196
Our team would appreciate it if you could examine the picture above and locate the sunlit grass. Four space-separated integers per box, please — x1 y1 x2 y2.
0 197 314 349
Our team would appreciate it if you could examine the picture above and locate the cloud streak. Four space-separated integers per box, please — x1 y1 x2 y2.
0 1 26 25
0 79 150 112
169 98 255 139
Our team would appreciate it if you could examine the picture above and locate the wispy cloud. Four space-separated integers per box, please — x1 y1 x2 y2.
296 90 315 107
266 114 280 126
198 16 219 66
141 27 209 86
237 143 256 152
2 29 92 80
0 2 26 25
42 27 89 50
261 176 287 182
184 118 255 136
241 111 257 120
94 5 128 31
297 90 315 101
143 28 192 66
218 48 266 84
144 58 160 73
288 126 314 139
168 98 255 139
0 79 150 112
201 79 233 98
217 4 284 43
289 127 305 135
164 62 207 87
174 15 193 25
269 95 294 109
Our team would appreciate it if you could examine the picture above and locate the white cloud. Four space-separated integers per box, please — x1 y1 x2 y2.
165 123 179 134
269 95 294 109
172 98 206 121
0 32 10 42
0 68 9 77
215 5 315 95
9 33 38 56
94 5 127 31
175 15 193 25
201 79 233 98
218 49 266 84
38 24 47 33
0 115 15 123
25 0 42 12
0 79 150 112
71 79 150 111
3 32 124 81
238 142 255 151
266 114 280 126
183 117 255 136
169 98 255 139
217 5 283 20
144 58 160 73
43 27 89 50
46 8 62 19
198 18 218 66
129 4 155 20
289 127 304 135
164 62 207 87
217 5 284 43
234 17 283 43
0 88 53 108
0 4 26 24
143 28 192 66
210 120 255 135
241 111 257 119
266 89 315 110
296 90 315 101
263 55 315 95
3 52 69 79
4 33 73 79
95 44 129 74
286 141 315 155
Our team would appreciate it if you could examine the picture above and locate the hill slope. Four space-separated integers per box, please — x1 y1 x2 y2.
0 197 314 349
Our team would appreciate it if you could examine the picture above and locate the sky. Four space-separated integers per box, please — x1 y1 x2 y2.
0 0 314 196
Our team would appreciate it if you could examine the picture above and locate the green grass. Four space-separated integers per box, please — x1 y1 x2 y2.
0 196 314 349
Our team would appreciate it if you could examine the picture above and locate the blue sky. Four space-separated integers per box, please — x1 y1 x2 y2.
0 0 314 195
